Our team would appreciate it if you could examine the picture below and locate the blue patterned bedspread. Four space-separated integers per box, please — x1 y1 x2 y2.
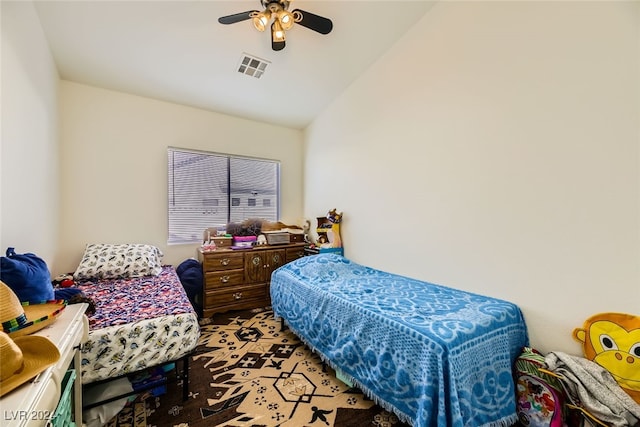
270 254 529 427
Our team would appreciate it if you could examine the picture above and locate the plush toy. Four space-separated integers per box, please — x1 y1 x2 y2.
225 218 302 237
573 312 640 403
52 274 75 288
302 219 311 243
67 293 96 316
327 209 343 224
316 209 343 248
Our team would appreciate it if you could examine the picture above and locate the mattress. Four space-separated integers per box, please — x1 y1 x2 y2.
77 266 200 384
270 254 529 427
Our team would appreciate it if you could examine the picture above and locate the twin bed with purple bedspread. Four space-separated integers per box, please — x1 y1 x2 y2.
77 266 199 384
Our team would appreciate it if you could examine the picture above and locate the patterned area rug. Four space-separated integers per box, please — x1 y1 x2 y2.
109 307 409 427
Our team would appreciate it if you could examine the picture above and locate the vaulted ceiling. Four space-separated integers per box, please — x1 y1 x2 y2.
34 1 436 129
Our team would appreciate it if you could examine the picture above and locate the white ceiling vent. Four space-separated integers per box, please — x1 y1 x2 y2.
238 53 270 79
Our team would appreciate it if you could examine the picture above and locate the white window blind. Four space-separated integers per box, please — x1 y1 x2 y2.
168 148 280 244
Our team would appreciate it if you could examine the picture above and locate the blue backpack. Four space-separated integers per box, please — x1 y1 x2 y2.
176 258 203 317
0 247 54 302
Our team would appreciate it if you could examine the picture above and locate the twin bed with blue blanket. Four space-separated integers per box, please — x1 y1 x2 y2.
270 254 529 427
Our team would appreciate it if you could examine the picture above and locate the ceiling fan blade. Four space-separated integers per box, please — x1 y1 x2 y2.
272 39 286 51
218 10 258 25
292 9 333 35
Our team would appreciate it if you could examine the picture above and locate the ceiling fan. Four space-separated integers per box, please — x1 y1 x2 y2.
218 0 333 51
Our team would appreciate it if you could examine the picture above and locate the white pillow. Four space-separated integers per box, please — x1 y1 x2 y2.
73 243 164 281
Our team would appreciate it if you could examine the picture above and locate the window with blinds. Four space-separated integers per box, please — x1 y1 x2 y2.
168 148 280 244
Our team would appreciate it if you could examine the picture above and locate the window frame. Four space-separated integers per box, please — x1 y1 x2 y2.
167 147 281 245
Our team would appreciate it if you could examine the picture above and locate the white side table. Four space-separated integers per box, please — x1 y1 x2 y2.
0 303 89 427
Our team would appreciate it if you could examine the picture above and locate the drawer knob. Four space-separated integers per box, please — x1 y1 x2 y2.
220 275 230 283
233 292 243 300
220 258 230 266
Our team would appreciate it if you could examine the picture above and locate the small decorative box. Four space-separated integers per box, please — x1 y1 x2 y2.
264 231 290 245
233 235 257 247
289 233 304 243
213 237 232 247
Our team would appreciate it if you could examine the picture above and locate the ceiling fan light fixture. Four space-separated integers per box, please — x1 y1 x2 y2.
277 10 295 30
218 0 333 51
252 11 271 32
271 19 285 42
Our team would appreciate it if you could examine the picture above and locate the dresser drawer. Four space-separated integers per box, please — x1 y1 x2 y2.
199 244 304 317
204 270 244 289
202 252 244 272
285 246 305 263
204 284 268 307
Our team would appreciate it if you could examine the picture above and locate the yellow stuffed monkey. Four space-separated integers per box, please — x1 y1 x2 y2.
573 312 640 404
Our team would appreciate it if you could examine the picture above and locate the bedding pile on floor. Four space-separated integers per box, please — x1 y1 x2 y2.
107 307 410 427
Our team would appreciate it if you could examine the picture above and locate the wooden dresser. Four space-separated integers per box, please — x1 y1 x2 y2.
198 243 306 317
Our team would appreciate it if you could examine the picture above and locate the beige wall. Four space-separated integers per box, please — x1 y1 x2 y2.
57 81 304 274
304 1 640 355
3 0 638 356
1 1 60 264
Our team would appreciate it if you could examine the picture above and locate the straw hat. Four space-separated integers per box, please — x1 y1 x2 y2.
0 330 60 397
0 281 66 337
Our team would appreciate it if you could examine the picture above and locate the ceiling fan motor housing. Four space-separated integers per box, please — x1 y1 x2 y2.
262 0 290 10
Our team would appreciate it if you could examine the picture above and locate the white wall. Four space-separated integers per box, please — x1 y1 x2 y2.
57 81 304 274
1 0 305 279
1 1 60 264
304 1 640 355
